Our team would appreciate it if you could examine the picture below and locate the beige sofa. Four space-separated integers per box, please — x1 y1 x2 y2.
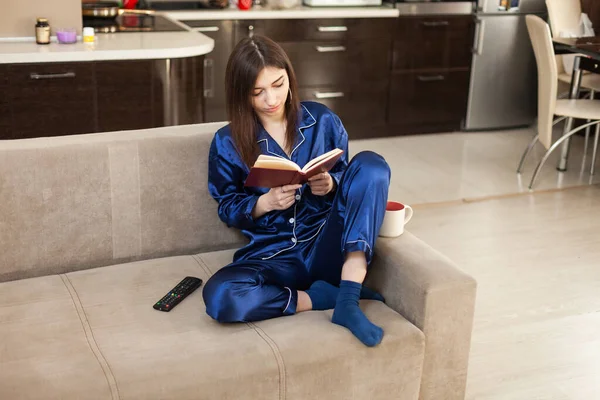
0 122 477 400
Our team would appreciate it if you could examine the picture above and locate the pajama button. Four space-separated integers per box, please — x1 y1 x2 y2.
295 195 301 201
288 218 295 224
291 237 297 243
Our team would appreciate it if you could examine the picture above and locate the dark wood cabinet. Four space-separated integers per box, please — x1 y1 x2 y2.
7 62 96 139
389 15 474 135
183 20 234 123
0 65 12 139
393 16 474 72
96 60 156 132
389 70 470 133
234 18 394 139
0 56 204 140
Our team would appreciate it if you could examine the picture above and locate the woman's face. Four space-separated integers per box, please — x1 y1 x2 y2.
251 66 289 120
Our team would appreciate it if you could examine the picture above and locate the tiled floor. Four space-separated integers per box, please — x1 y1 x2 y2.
353 126 600 399
349 125 600 206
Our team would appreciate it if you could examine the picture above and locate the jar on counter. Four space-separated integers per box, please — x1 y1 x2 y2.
35 18 51 45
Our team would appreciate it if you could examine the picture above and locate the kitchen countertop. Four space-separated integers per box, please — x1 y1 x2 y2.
163 5 399 20
0 17 214 64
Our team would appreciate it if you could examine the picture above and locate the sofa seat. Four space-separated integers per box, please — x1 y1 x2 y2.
1 250 426 400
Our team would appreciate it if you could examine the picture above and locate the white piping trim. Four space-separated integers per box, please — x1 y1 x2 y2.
256 138 287 159
299 104 317 129
345 239 372 256
282 286 293 313
289 130 305 159
297 219 327 243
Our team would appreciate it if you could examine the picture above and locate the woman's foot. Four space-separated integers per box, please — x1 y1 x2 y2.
305 280 384 311
332 280 384 347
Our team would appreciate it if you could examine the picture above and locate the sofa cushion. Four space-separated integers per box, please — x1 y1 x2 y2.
198 249 427 400
2 251 425 399
64 254 281 400
0 276 115 399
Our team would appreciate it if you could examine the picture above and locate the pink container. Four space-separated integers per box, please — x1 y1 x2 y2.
56 28 77 44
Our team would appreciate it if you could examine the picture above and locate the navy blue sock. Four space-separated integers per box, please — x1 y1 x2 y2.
332 280 384 347
305 280 385 311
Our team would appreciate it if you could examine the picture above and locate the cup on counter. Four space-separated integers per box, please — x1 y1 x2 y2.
379 201 413 238
56 28 77 44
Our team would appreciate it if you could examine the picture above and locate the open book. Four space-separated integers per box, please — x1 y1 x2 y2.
244 148 344 188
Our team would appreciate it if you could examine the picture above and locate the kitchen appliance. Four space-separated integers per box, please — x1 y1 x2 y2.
465 0 547 130
83 14 187 33
303 0 382 7
82 2 155 18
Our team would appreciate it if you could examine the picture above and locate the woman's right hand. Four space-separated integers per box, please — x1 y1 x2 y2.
252 184 302 220
262 184 303 212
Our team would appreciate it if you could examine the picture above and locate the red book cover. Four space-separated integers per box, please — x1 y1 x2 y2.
244 149 343 188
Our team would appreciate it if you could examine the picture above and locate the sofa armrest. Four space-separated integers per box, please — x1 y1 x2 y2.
365 232 477 400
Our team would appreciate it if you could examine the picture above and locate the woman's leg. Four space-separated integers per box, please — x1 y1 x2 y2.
202 258 311 323
306 150 391 346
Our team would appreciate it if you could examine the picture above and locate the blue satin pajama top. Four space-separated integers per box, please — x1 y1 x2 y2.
208 101 349 262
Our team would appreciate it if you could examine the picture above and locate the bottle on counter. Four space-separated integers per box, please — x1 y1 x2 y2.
35 18 51 45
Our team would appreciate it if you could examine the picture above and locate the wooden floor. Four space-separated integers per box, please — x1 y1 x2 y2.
404 185 600 400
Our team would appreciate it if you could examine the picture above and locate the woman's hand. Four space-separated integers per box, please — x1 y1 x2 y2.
308 172 334 196
253 184 302 219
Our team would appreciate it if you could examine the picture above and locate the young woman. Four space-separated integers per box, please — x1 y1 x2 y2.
204 35 391 347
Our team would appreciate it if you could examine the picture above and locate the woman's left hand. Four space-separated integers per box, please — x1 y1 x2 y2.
308 172 335 196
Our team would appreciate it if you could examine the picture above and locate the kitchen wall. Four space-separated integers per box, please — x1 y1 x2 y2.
0 0 82 38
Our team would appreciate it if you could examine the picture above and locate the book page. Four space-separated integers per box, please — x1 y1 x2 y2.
301 148 343 173
254 155 300 171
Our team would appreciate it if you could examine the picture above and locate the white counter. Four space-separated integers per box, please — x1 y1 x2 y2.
164 5 399 21
0 29 214 64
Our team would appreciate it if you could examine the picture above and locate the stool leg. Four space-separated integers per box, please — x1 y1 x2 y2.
585 90 595 155
591 124 600 176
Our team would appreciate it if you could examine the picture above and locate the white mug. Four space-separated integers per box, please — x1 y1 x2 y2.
379 201 413 238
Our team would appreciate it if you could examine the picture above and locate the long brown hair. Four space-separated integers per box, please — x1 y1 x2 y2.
225 35 300 168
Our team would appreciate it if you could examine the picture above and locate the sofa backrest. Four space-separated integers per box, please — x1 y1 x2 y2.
0 122 246 283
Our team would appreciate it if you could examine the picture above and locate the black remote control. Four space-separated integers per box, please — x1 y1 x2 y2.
153 276 203 312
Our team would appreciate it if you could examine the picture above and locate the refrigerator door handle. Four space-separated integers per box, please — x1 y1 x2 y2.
472 17 485 56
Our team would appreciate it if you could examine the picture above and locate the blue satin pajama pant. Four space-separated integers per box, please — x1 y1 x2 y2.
203 151 391 322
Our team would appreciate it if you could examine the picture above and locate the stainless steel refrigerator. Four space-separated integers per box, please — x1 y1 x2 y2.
465 0 547 130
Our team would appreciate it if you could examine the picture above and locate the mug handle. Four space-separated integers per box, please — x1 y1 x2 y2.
404 205 413 224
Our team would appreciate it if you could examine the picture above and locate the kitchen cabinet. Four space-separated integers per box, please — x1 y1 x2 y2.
390 15 474 134
235 18 394 139
182 20 234 123
96 60 156 132
0 56 205 140
0 65 12 139
6 62 96 139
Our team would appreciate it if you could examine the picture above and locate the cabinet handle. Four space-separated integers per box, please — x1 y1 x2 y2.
472 17 484 55
421 21 450 27
315 45 346 53
193 26 219 32
317 26 348 32
248 25 254 38
314 91 344 99
417 75 445 82
30 72 76 80
204 58 214 98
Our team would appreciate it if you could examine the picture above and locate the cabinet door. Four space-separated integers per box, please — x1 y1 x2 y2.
393 15 474 71
389 70 470 133
183 20 234 123
96 60 155 132
0 65 11 139
8 62 95 138
299 86 387 138
281 39 390 89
